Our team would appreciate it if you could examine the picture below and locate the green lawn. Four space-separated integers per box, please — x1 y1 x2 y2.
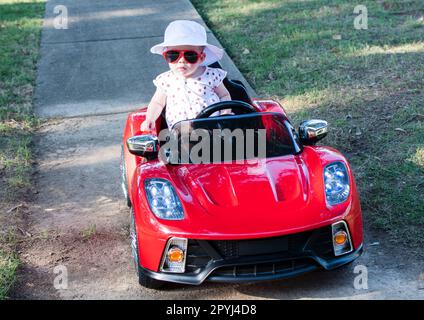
192 0 424 245
0 250 19 300
0 0 45 299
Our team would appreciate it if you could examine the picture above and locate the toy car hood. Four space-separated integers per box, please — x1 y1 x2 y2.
136 147 357 239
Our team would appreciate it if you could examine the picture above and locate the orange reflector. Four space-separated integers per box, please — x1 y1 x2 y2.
168 247 184 263
334 231 347 245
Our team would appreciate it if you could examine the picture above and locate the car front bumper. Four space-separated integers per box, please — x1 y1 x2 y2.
140 225 364 285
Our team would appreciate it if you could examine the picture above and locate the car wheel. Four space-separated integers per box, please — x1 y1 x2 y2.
120 145 131 207
130 209 164 289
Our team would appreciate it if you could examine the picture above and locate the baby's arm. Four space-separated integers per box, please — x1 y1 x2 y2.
215 82 231 102
140 89 167 131
214 82 232 114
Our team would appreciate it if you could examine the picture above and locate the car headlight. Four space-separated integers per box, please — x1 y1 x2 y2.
324 162 350 205
144 179 184 220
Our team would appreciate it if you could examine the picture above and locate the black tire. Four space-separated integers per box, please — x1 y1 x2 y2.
120 145 132 207
130 209 165 289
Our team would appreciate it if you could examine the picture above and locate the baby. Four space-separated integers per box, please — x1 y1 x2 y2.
140 20 231 131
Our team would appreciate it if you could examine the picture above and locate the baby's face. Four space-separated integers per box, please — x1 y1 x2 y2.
164 45 205 78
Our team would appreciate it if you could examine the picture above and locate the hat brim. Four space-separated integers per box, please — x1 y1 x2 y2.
150 42 224 66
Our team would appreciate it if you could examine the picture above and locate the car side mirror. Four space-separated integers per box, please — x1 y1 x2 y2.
299 119 328 145
126 134 159 159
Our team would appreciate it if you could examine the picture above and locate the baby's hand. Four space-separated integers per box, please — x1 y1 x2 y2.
140 119 155 131
220 109 233 115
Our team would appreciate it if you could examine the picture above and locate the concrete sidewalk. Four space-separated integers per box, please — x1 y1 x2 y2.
36 0 255 118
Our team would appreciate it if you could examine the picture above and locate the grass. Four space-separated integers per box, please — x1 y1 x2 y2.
82 224 97 239
192 0 424 245
0 250 19 300
0 0 45 299
0 224 19 300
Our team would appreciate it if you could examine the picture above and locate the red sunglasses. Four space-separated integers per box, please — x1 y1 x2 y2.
162 50 204 64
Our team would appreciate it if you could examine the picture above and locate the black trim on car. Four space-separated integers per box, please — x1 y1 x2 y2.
140 225 363 285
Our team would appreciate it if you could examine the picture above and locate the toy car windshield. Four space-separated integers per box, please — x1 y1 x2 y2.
165 112 301 164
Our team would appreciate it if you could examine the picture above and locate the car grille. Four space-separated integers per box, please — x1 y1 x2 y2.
306 226 335 259
210 258 315 279
185 225 334 277
185 240 211 274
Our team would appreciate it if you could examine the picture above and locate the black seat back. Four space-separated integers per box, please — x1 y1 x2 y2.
208 62 252 105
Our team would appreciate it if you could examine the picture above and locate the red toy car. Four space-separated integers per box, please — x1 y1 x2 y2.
121 72 363 289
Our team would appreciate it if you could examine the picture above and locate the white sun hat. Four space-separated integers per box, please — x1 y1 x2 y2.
150 20 224 66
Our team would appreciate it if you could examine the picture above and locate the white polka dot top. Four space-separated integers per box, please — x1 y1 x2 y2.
153 67 227 128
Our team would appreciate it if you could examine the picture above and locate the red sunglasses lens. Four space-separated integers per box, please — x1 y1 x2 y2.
164 50 200 64
164 51 181 63
183 51 200 64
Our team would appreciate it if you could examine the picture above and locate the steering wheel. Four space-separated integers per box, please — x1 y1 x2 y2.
195 100 258 119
